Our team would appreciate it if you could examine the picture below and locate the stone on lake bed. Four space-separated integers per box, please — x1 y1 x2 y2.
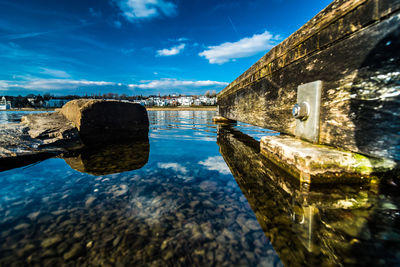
112 236 122 247
16 244 35 257
199 181 217 191
245 219 260 231
13 223 30 230
86 241 93 248
63 243 84 260
27 211 40 220
41 235 63 248
112 184 128 197
85 196 96 207
73 231 85 239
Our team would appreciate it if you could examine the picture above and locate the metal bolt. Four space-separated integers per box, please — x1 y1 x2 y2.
292 102 310 120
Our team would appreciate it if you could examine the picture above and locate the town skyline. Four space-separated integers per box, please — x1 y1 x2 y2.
0 91 218 109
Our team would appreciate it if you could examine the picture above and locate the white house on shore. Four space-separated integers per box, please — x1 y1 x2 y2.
0 96 11 110
178 96 193 106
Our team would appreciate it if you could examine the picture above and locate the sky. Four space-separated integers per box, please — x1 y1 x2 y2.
0 0 332 96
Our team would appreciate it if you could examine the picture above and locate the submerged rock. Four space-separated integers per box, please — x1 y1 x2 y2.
41 236 63 248
63 243 84 260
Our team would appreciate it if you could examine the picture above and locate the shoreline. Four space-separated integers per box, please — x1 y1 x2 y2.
1 108 56 111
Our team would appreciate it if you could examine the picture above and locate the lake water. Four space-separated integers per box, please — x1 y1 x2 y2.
0 110 48 125
1 110 400 266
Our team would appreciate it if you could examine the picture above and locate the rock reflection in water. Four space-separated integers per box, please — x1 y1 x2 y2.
62 139 150 175
217 124 400 266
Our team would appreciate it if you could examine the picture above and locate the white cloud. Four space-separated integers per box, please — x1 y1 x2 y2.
198 156 231 175
40 68 71 78
128 78 228 90
0 78 115 91
0 81 9 90
115 0 177 21
199 30 279 64
158 162 188 174
1 76 228 93
156 43 185 56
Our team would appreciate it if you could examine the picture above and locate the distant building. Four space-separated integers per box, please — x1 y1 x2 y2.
145 98 154 106
197 96 216 105
0 96 11 110
178 96 193 106
193 98 202 106
133 100 146 106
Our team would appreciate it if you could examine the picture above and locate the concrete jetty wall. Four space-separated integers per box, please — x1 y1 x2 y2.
217 0 400 161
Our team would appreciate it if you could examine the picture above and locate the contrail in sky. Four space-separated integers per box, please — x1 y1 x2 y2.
228 16 240 38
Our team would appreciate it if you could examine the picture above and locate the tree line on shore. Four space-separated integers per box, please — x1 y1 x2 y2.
2 91 218 108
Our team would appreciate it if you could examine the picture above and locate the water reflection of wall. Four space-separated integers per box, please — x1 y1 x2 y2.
217 125 400 266
0 111 8 125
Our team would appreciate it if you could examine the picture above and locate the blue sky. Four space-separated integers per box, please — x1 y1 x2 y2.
0 0 331 96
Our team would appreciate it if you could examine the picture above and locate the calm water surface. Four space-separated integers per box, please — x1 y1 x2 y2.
0 110 49 125
1 110 400 266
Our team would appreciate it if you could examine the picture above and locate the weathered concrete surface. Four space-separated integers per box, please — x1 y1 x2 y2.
60 99 149 145
62 140 149 175
260 135 397 183
217 0 400 161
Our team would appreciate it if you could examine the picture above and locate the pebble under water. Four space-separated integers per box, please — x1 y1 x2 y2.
1 110 400 266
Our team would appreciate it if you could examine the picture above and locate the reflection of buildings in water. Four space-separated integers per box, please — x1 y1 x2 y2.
63 139 150 175
217 125 400 266
148 110 217 133
0 111 8 124
148 111 179 130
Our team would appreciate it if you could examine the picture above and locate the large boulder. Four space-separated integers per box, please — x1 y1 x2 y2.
60 99 149 145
